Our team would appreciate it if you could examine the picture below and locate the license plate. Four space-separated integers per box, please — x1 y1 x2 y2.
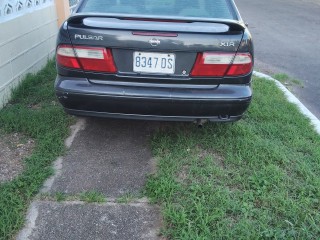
133 52 175 74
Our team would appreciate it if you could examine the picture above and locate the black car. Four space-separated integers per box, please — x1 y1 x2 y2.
55 0 253 122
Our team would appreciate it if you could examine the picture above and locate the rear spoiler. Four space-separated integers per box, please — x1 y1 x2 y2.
67 13 246 32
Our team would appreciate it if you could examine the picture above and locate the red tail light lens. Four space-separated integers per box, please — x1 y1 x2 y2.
190 52 252 77
56 45 117 73
226 53 253 76
56 45 81 69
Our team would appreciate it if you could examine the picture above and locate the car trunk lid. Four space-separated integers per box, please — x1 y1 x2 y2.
65 15 246 84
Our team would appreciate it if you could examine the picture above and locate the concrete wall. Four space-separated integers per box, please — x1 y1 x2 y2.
0 0 58 108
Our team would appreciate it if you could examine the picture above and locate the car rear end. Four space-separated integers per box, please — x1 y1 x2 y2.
55 0 254 122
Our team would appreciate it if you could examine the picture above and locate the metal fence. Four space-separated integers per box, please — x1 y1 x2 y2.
69 0 80 13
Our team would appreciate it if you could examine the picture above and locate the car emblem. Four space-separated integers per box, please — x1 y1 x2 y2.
75 34 104 41
220 41 235 47
148 38 161 47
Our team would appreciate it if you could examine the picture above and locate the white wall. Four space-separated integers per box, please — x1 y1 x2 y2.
0 0 58 108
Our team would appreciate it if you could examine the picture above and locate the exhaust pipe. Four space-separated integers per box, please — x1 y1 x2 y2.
194 115 230 127
219 115 230 121
195 119 208 128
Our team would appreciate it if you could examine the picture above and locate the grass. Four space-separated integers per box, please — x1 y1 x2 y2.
116 193 139 204
79 191 106 203
146 77 320 239
55 192 67 202
273 73 303 87
0 59 72 240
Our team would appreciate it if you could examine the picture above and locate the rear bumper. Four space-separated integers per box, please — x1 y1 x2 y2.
55 76 252 122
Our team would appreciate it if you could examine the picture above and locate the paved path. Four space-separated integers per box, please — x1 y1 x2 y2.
48 118 157 197
18 118 162 240
236 0 320 118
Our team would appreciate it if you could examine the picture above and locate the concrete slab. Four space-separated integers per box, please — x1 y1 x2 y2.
47 118 159 197
18 201 161 240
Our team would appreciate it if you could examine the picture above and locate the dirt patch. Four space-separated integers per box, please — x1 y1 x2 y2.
149 157 159 176
177 165 190 183
196 145 225 169
0 132 35 183
176 146 226 184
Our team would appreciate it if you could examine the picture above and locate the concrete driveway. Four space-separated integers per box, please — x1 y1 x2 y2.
18 118 162 240
235 0 320 118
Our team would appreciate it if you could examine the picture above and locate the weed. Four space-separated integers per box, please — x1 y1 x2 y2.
55 192 67 202
78 191 106 203
116 193 137 204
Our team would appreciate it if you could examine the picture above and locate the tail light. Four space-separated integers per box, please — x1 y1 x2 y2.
190 52 252 77
56 45 117 73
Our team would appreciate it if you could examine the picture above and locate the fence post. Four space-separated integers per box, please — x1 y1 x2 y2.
55 0 70 28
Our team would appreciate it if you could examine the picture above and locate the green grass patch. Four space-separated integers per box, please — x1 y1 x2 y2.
55 192 68 202
78 191 106 203
273 73 303 87
0 60 72 240
146 77 320 239
116 193 139 204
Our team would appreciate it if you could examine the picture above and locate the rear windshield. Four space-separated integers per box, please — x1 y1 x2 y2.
79 0 236 20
